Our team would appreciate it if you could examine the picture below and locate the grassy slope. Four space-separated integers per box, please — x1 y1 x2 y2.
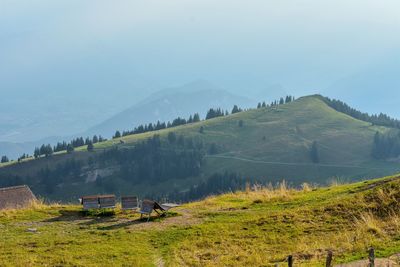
1 96 399 199
2 175 400 266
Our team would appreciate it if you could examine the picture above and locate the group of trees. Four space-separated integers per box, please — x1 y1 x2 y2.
34 144 54 158
39 159 84 193
33 135 104 158
372 131 400 159
256 95 295 109
17 154 28 162
113 103 248 140
54 135 105 152
4 98 289 162
321 96 400 129
231 105 243 114
320 96 400 160
205 105 246 120
98 134 205 186
0 134 207 196
1 154 29 164
0 158 85 194
205 108 226 120
169 172 248 202
113 113 201 139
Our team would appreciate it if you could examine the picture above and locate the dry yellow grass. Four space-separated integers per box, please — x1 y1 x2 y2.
2 176 400 266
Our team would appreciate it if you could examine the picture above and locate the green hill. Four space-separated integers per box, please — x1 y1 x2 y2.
1 95 399 201
2 174 400 266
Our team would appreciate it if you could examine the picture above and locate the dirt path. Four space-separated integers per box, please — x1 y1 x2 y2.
335 259 398 267
127 208 201 231
335 254 400 267
78 208 203 232
154 255 165 267
206 155 389 170
353 176 400 193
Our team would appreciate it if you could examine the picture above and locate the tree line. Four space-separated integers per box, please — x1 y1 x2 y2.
256 95 295 109
33 135 106 159
3 96 297 162
320 96 400 129
0 134 208 196
372 131 400 159
113 113 201 139
168 172 249 202
113 102 254 139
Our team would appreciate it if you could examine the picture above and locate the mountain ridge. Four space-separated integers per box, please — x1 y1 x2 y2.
1 95 399 201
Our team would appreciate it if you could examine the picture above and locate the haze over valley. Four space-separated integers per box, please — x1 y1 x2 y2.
1 1 400 266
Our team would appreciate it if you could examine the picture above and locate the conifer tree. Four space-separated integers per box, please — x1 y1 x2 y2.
193 113 200 122
310 141 320 163
113 130 121 139
34 147 40 158
67 144 74 153
87 141 94 152
1 156 9 163
231 105 242 114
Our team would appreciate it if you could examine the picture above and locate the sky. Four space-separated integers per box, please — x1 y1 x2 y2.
1 0 400 93
1 0 400 138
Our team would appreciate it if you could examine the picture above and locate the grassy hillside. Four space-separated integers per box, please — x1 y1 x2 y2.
1 95 399 201
2 175 400 266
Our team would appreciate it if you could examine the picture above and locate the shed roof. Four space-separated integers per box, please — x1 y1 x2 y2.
0 185 37 210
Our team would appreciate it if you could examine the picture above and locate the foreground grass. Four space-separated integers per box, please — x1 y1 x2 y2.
2 176 400 266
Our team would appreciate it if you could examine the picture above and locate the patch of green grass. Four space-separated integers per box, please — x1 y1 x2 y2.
81 208 116 217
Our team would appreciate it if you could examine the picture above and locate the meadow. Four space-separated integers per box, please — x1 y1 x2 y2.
2 175 400 266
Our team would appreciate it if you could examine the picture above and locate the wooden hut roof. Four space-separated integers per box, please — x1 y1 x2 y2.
0 185 37 210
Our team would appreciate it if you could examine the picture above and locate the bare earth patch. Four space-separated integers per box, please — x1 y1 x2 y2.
335 254 400 267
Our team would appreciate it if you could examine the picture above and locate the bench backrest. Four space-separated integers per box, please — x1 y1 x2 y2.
99 195 116 209
121 196 138 210
82 196 99 210
140 199 155 214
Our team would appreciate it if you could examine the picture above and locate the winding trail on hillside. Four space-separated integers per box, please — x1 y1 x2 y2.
92 208 201 232
206 154 394 170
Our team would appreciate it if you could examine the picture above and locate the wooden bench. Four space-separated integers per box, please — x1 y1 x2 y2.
121 196 138 210
81 195 116 210
81 195 100 210
98 195 116 209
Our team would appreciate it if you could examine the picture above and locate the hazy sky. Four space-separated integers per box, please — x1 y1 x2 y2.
1 0 400 100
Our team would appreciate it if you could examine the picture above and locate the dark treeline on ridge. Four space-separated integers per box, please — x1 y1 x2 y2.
33 135 107 159
320 96 400 129
114 96 296 139
256 95 295 109
1 95 296 163
114 113 201 139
